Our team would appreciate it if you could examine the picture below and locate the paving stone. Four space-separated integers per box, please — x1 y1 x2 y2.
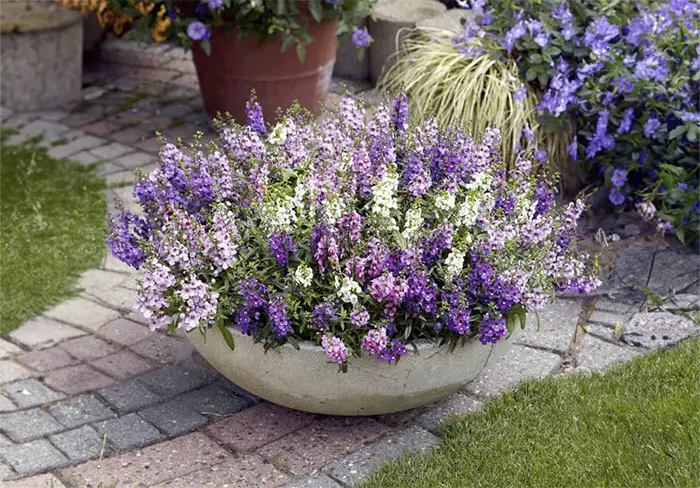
2 473 68 487
515 299 581 353
60 432 230 487
44 365 115 395
18 120 71 139
1 379 65 409
158 103 193 118
177 384 250 418
110 126 151 145
0 433 11 445
138 398 208 436
15 346 79 373
84 286 139 312
9 317 86 349
283 473 341 488
43 297 121 332
97 160 126 177
649 293 700 312
97 379 161 414
61 111 102 128
612 245 661 289
595 297 641 315
206 402 314 452
414 393 484 434
0 440 68 476
50 425 107 463
77 269 131 293
135 136 163 154
138 363 210 398
47 135 105 159
97 318 151 347
326 424 439 485
621 311 699 349
82 120 119 137
214 377 262 405
127 310 149 326
0 339 22 359
0 396 17 413
577 334 642 373
588 310 631 328
102 252 140 274
0 361 32 384
89 142 134 160
161 453 289 488
647 248 700 295
1 111 40 128
94 413 164 450
49 394 116 429
59 336 117 362
0 408 63 442
90 350 155 380
130 334 193 364
115 150 156 170
258 416 390 476
0 461 12 481
466 345 561 398
67 149 101 166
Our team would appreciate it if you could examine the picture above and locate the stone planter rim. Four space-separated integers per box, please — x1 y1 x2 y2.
0 2 82 35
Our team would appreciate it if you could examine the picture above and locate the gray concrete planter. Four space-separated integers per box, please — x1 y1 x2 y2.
187 325 514 415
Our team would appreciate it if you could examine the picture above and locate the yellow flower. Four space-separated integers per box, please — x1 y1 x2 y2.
133 0 154 16
152 5 171 42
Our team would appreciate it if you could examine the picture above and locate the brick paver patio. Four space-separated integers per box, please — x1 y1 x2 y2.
1 37 698 488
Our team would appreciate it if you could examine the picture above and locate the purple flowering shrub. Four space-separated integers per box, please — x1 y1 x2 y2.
107 96 600 370
456 0 700 244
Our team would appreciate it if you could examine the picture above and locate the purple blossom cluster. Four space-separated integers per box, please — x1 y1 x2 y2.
107 94 600 370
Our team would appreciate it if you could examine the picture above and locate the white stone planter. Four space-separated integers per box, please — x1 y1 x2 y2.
188 325 514 415
0 2 83 111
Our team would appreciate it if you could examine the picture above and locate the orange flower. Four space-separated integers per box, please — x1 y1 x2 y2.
133 0 154 16
152 5 171 42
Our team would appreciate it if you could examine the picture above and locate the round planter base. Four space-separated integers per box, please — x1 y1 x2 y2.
187 326 513 416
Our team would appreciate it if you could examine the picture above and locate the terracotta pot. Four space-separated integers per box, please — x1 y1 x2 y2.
191 20 338 121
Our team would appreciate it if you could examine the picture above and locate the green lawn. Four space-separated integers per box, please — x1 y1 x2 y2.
362 338 700 488
0 132 107 334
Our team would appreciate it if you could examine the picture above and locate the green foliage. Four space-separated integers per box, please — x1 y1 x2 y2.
360 337 700 488
379 32 548 172
0 131 107 334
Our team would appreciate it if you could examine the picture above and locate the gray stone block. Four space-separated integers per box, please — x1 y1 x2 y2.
326 424 439 485
94 413 164 450
0 408 64 442
48 135 105 159
138 398 208 436
334 30 370 80
283 473 341 488
515 299 581 353
595 297 641 315
0 339 22 359
622 312 699 350
96 379 161 414
612 245 662 289
9 317 86 350
0 361 32 384
0 439 68 476
1 379 65 409
0 396 16 413
50 425 107 462
43 297 121 332
466 345 561 398
414 393 483 434
649 294 700 312
138 364 210 398
115 150 155 170
177 384 250 417
369 0 447 84
647 248 700 295
0 433 11 446
49 395 116 429
588 310 630 328
577 334 641 373
90 142 134 161
158 103 193 118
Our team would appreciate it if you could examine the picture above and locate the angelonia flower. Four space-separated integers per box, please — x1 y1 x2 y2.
107 95 601 370
513 84 526 102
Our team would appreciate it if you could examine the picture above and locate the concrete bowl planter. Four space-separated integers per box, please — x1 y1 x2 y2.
187 325 514 415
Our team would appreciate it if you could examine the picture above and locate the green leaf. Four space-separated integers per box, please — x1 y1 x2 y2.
281 34 295 52
668 125 687 140
296 43 306 63
519 311 526 330
526 67 538 82
218 321 235 351
308 0 323 23
200 40 212 56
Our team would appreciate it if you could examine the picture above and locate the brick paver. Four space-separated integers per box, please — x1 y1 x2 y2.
0 408 63 442
16 346 79 372
9 317 86 349
138 398 208 436
0 440 68 476
0 361 32 384
96 379 161 414
138 363 210 398
129 334 193 364
96 318 152 346
43 298 121 332
59 336 117 362
1 379 65 409
0 339 21 359
44 364 115 395
49 395 116 429
90 350 155 379
161 453 289 488
50 425 107 463
2 473 67 487
94 413 164 450
257 417 390 476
